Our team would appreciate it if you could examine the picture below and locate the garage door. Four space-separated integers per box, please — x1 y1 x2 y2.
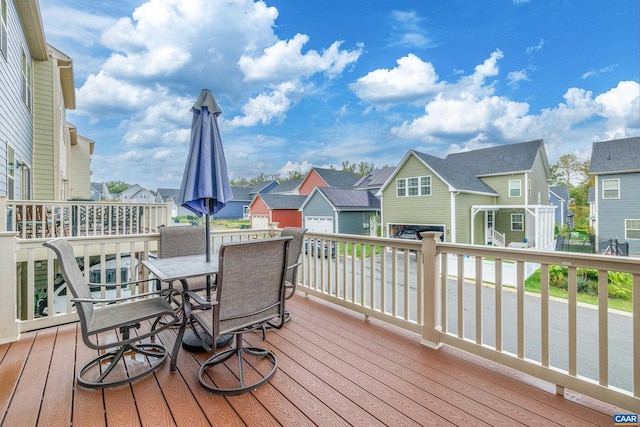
304 216 334 233
251 214 269 229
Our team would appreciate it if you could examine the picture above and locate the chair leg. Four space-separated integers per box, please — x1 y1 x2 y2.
198 333 278 395
77 342 167 389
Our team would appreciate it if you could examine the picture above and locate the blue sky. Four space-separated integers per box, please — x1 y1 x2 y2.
38 0 639 190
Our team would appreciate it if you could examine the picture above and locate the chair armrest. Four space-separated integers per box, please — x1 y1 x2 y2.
287 261 302 271
72 288 179 304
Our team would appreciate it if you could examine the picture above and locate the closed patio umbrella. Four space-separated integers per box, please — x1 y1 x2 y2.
179 88 233 267
178 89 233 350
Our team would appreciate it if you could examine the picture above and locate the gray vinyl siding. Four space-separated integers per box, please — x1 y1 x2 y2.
597 173 640 255
527 151 550 205
338 210 376 236
0 0 33 198
302 192 334 217
383 156 451 239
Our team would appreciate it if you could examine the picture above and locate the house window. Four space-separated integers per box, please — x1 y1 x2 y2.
602 179 619 199
421 176 431 195
528 179 531 197
22 50 32 111
511 213 524 231
1 0 7 59
509 180 521 197
243 205 250 219
397 176 431 197
396 179 406 197
625 219 640 240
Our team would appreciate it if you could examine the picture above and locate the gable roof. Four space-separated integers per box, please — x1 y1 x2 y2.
313 188 381 210
352 167 396 190
269 179 303 194
384 139 547 195
258 194 307 209
312 168 361 188
549 185 569 202
589 136 640 174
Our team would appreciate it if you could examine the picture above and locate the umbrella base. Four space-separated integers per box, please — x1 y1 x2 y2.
182 327 232 351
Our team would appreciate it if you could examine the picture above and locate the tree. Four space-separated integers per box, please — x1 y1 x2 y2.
107 180 130 194
550 154 580 186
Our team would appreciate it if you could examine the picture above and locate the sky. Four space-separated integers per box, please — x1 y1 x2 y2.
38 0 639 190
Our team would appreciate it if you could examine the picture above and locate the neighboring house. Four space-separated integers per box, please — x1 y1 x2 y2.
1 1 87 202
587 187 595 229
249 194 307 229
69 134 94 199
155 188 191 218
300 187 380 236
33 44 81 201
0 0 49 200
380 139 555 249
268 178 303 195
212 181 277 220
352 167 396 194
589 136 640 255
549 185 570 229
119 184 155 203
297 168 360 196
91 181 116 201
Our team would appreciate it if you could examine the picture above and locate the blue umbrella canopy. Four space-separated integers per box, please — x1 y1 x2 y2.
179 89 233 216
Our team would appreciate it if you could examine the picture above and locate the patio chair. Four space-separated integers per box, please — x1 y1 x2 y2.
43 238 181 389
265 227 306 329
191 236 291 395
158 225 210 305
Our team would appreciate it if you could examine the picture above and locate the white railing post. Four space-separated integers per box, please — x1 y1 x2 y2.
420 231 442 349
0 196 7 232
0 232 19 344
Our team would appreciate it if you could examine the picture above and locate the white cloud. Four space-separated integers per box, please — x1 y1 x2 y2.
390 10 431 48
389 50 640 155
526 39 545 55
581 64 618 79
239 34 362 82
278 161 313 177
350 54 442 105
507 69 530 88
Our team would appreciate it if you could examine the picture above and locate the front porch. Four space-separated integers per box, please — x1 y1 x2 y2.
0 295 622 426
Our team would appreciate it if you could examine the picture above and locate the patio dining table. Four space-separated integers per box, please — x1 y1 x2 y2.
142 254 224 365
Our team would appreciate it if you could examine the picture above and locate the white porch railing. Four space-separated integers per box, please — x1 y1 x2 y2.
0 197 172 238
490 228 505 247
1 228 638 411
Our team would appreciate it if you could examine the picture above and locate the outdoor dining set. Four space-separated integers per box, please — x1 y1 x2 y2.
43 226 306 395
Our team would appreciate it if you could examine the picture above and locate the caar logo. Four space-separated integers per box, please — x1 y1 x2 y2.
614 413 638 425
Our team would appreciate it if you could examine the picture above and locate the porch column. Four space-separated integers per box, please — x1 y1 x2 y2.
420 231 442 349
0 232 19 344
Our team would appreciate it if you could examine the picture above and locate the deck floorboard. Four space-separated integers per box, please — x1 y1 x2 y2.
0 295 625 426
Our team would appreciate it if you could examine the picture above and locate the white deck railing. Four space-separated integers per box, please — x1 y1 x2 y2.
1 198 172 239
1 228 637 411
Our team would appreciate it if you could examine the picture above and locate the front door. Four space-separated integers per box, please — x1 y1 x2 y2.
486 211 494 245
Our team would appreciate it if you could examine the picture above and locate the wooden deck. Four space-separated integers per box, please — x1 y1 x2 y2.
0 295 625 426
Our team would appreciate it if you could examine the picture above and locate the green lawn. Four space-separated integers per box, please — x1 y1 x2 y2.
524 270 631 312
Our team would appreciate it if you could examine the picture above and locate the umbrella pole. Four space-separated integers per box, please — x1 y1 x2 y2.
205 199 212 301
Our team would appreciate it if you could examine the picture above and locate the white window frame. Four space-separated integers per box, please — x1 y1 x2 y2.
243 205 250 219
22 49 32 112
396 179 406 197
509 179 521 197
397 176 432 197
625 219 640 240
511 213 524 231
1 0 7 59
602 178 620 199
6 145 15 199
